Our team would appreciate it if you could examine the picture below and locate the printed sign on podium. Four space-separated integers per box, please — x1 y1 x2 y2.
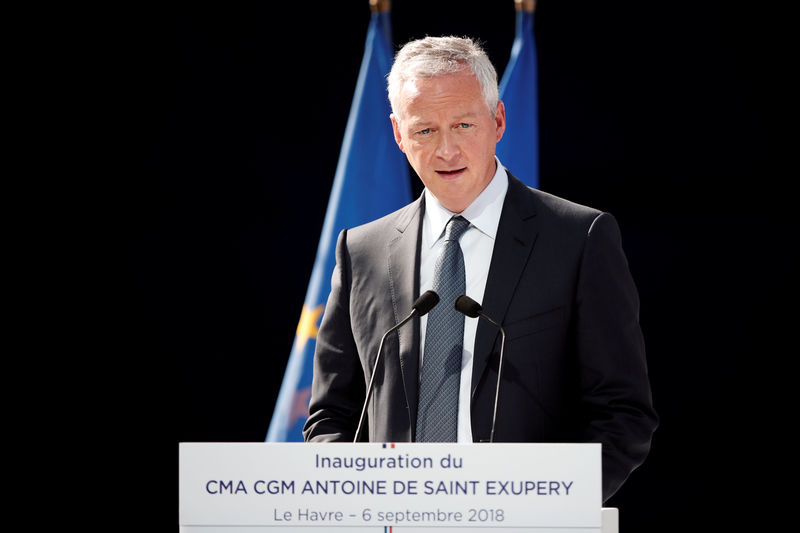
180 442 602 532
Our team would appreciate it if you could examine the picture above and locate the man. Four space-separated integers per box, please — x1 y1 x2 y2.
303 36 657 502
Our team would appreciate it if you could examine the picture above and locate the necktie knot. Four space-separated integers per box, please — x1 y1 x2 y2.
444 216 470 243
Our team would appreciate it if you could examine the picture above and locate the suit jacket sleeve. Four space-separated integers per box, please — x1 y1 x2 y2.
303 229 364 442
576 212 658 500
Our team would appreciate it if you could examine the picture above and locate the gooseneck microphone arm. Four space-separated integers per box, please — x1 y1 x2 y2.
353 290 439 443
454 294 506 443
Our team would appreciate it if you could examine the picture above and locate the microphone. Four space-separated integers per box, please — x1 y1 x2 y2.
353 290 439 442
454 295 506 443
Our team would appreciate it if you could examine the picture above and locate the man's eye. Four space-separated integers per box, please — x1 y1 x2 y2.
419 128 431 135
458 123 471 129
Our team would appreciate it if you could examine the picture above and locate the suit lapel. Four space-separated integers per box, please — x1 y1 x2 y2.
471 175 539 396
387 194 425 436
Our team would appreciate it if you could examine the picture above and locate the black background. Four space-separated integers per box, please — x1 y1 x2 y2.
118 1 793 530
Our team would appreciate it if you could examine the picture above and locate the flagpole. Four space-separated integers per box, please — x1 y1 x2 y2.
370 0 390 13
516 0 536 12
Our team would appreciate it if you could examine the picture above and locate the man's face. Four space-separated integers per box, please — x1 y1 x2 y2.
391 70 505 213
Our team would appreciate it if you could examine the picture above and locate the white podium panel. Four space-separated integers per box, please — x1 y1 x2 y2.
180 442 610 532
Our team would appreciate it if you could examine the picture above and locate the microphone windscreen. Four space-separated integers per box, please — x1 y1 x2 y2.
454 294 482 318
413 290 440 316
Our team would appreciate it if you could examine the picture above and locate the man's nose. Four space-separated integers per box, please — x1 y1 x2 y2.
435 129 460 160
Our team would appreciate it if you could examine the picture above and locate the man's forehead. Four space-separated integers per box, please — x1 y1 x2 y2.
399 74 481 109
400 78 423 102
400 71 477 93
403 110 481 127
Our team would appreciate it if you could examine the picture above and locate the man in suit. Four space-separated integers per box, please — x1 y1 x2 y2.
303 36 657 502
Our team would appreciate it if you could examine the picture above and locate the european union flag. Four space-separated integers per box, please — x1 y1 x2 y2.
266 9 411 442
497 5 539 188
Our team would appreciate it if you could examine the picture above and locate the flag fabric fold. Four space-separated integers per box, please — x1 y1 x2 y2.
266 11 411 442
497 8 539 188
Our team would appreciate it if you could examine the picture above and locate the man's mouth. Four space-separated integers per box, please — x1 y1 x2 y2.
435 167 467 177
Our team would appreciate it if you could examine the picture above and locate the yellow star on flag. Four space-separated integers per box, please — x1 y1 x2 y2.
295 304 323 351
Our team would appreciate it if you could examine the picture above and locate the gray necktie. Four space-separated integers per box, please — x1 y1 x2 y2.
416 215 470 442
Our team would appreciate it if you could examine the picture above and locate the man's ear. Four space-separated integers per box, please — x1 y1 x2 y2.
494 100 507 143
390 114 405 153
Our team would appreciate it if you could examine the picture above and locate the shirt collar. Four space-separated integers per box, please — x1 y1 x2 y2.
424 156 509 247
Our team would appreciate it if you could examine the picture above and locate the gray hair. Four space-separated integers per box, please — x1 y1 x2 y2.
387 36 499 121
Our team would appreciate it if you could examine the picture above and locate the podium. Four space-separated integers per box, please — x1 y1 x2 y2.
180 442 618 532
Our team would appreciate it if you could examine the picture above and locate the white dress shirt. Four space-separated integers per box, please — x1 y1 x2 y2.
419 157 509 442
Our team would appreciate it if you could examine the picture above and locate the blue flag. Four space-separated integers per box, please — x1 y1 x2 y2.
497 8 539 188
266 11 411 442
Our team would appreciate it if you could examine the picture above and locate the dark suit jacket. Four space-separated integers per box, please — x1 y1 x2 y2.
304 173 658 501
